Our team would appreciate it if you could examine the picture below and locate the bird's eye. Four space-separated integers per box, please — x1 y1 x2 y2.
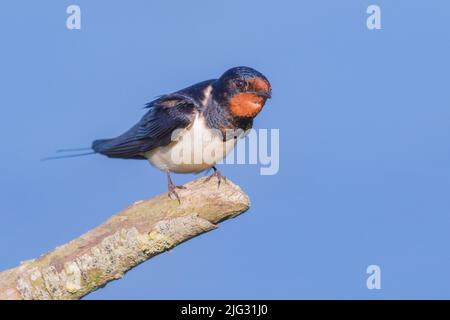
235 79 247 90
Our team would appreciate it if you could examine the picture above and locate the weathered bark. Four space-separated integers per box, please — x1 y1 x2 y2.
0 177 250 300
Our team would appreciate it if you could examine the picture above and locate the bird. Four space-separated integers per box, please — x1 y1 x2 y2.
49 66 272 201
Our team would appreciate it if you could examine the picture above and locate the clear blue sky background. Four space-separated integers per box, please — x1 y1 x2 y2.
0 1 449 299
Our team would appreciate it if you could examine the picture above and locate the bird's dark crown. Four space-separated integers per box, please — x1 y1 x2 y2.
219 66 269 83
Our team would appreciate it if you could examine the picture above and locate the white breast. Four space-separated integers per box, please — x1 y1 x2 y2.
144 115 236 173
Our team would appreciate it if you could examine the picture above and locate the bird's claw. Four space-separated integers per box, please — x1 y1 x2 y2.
168 184 186 203
205 169 227 188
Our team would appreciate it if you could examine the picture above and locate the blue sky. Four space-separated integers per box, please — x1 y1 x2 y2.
0 0 449 299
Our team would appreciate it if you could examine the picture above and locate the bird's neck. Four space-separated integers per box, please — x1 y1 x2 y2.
203 97 253 140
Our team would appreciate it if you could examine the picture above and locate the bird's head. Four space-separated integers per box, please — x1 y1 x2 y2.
213 66 272 118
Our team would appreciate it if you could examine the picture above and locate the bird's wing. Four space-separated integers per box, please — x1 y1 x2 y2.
92 94 197 159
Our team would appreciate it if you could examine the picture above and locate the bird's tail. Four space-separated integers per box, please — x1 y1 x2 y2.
91 139 112 153
41 146 96 161
42 138 136 161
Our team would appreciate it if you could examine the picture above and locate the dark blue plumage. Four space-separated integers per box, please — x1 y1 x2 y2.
92 80 215 159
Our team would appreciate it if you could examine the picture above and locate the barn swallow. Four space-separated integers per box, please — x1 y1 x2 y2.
51 66 272 201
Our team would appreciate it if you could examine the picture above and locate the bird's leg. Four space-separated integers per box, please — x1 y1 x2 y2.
166 171 186 202
205 166 226 188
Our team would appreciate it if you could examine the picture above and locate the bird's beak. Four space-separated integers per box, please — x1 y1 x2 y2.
255 91 272 99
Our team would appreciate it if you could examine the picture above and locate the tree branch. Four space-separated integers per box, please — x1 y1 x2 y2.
0 177 250 300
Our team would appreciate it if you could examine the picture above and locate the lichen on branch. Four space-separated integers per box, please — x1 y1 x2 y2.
0 177 250 300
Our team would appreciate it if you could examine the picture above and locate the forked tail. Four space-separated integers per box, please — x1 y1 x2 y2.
41 147 95 161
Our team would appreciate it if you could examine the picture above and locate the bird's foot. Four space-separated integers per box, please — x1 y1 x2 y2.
168 183 186 203
166 172 186 203
205 167 226 188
